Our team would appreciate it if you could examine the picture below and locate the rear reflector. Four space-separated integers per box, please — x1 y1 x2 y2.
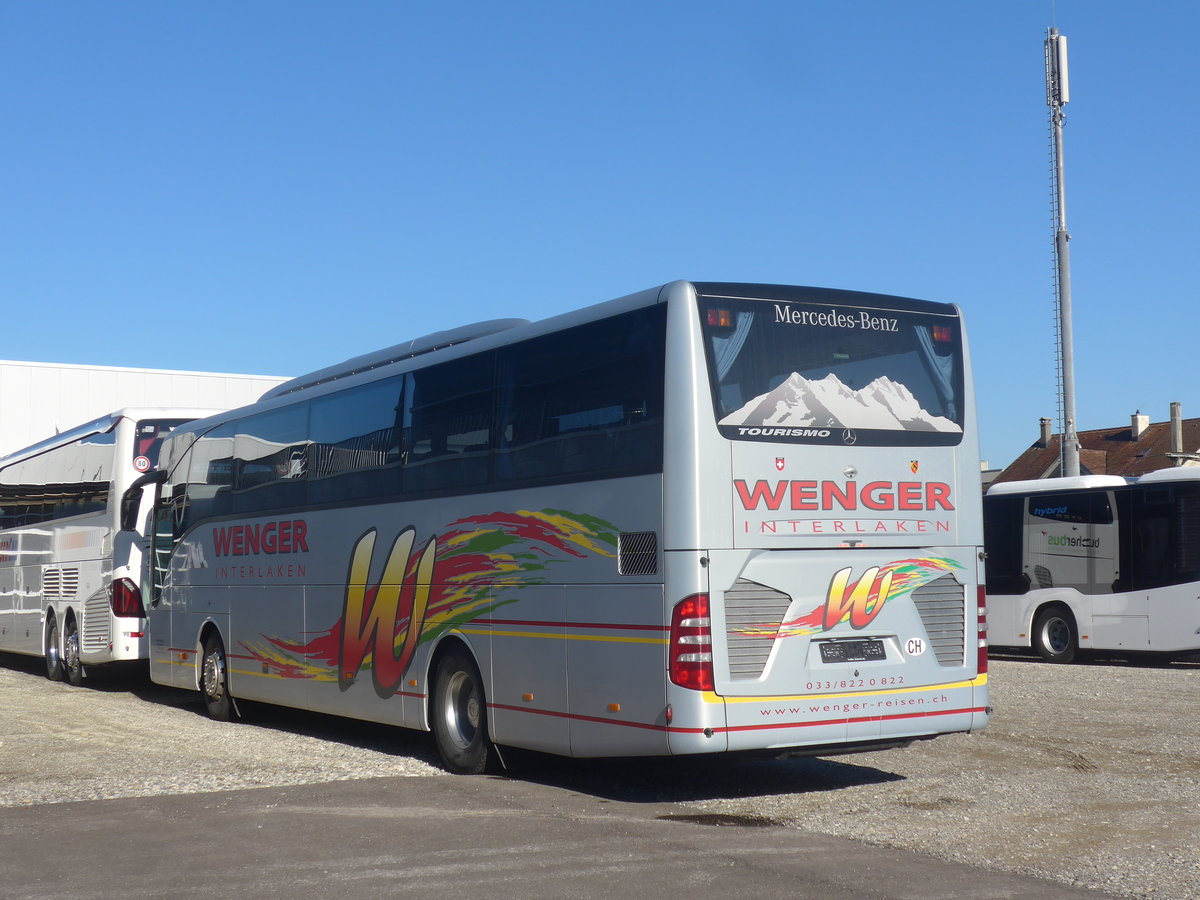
977 586 988 675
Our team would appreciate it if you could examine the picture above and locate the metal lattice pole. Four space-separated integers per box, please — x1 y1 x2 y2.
1046 28 1079 477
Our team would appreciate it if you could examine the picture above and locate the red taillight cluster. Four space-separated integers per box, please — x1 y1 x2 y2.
110 578 145 619
706 308 732 328
669 593 714 691
977 586 989 675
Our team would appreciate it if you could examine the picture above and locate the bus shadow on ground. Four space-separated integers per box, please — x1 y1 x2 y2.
0 651 908 802
497 750 905 804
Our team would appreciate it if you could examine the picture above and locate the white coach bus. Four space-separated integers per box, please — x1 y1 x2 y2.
130 281 988 772
0 409 220 683
985 468 1200 661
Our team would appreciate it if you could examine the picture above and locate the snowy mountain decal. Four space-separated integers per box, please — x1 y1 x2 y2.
719 373 961 433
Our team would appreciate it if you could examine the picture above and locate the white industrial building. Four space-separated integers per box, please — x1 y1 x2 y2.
0 360 290 458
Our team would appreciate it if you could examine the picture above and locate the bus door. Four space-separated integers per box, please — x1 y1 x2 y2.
146 503 179 686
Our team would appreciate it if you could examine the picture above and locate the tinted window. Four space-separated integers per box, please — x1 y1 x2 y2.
179 423 236 532
309 376 404 504
0 428 116 527
402 353 494 495
163 306 667 527
1028 492 1113 525
1126 484 1200 590
699 295 964 447
983 494 1026 594
134 419 191 469
496 305 665 484
232 406 310 513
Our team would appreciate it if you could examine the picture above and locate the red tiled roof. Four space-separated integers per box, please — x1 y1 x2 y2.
994 418 1200 483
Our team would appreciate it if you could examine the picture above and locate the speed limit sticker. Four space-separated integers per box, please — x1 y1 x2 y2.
905 637 927 656
133 456 151 473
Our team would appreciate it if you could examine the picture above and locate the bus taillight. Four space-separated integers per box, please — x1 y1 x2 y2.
670 593 714 691
110 578 145 619
977 586 988 675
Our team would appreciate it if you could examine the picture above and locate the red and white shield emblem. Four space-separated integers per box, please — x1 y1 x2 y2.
775 457 786 471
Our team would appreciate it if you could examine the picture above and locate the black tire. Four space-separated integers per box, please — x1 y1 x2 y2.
45 615 64 682
1032 606 1078 663
200 633 233 721
63 616 83 686
431 648 492 775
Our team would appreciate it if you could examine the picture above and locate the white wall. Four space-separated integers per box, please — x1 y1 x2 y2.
0 360 290 457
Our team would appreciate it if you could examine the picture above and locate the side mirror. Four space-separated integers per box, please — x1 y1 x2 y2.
120 469 167 532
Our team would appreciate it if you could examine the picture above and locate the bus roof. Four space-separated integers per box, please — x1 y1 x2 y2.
1135 467 1200 484
986 475 1129 496
0 407 225 469
260 318 531 402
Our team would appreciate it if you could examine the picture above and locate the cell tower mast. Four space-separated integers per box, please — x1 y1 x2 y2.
1046 27 1079 476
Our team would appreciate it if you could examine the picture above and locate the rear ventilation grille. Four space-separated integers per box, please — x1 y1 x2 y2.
83 590 111 652
912 574 966 667
724 579 792 680
617 532 658 576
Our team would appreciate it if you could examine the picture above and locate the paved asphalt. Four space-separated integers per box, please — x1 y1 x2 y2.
0 773 1115 899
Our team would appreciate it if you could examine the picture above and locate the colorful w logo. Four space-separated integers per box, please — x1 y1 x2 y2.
822 566 894 631
339 528 437 698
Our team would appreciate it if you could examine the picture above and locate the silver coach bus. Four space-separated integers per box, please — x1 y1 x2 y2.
0 409 218 682
126 281 988 772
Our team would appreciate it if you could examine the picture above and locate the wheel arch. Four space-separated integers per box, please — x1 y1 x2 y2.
422 632 486 734
1030 596 1087 646
1022 591 1090 648
194 618 227 692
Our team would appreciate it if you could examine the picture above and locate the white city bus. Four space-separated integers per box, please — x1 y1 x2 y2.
134 281 988 772
985 468 1200 661
0 408 220 682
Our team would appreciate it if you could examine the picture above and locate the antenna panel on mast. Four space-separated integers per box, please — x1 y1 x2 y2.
1056 35 1069 104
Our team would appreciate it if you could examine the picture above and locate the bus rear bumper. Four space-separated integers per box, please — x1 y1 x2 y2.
668 678 988 755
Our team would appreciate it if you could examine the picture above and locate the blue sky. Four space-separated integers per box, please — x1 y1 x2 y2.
2 1 1197 469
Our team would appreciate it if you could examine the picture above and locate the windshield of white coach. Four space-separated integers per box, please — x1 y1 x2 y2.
134 419 193 471
699 295 965 447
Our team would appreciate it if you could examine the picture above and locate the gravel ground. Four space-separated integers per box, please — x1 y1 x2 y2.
1 652 1197 899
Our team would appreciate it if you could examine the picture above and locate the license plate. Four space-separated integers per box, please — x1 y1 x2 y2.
819 639 886 663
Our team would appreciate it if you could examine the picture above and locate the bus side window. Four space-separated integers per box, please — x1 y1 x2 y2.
495 305 665 486
231 405 310 514
308 375 404 505
402 353 494 495
180 424 236 533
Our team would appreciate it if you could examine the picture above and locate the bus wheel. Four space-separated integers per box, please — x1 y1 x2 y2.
45 615 64 682
1033 606 1077 663
200 633 233 722
63 617 84 686
431 649 491 775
